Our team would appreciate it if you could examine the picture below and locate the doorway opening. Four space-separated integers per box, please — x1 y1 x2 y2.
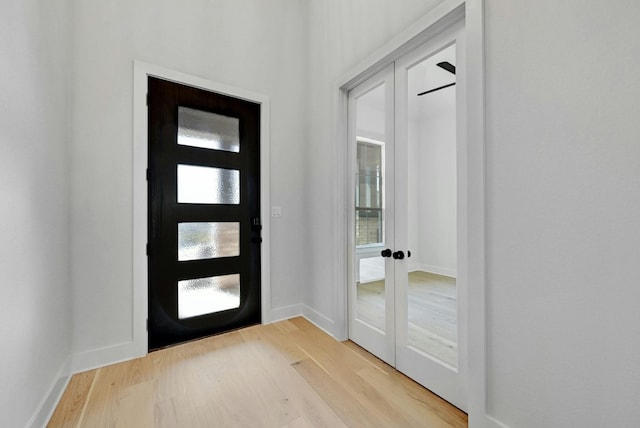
347 20 467 411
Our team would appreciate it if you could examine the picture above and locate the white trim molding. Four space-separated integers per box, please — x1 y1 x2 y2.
302 305 338 339
418 264 458 278
27 357 71 428
131 60 272 361
270 304 303 323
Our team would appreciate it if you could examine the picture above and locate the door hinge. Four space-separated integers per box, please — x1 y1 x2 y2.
146 319 148 331
146 243 150 256
146 168 150 181
146 93 149 106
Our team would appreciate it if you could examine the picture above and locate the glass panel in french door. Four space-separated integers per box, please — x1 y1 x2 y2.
404 44 458 368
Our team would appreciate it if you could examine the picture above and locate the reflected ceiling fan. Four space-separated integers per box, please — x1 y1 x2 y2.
417 61 456 96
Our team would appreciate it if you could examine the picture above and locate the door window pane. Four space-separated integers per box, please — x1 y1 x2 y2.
408 272 457 366
406 44 458 367
178 222 239 261
178 106 240 152
354 83 387 332
177 164 239 204
178 274 240 319
356 255 386 331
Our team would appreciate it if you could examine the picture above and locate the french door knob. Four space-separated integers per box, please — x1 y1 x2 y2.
392 250 405 260
381 249 392 258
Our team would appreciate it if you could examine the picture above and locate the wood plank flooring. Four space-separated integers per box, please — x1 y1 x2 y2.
48 317 466 427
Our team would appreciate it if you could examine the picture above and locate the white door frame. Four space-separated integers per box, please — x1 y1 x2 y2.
333 0 489 424
132 61 271 357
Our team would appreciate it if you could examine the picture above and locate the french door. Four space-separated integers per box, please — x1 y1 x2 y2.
148 77 261 351
348 21 467 410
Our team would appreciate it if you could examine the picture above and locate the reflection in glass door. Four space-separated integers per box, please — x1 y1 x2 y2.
394 22 466 410
347 20 466 411
356 138 385 331
403 44 459 368
348 64 395 365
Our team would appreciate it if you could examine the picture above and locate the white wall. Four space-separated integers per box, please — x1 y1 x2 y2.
407 45 457 276
407 96 457 277
356 102 385 140
408 119 420 267
0 0 72 426
485 1 640 426
416 92 457 275
70 0 308 358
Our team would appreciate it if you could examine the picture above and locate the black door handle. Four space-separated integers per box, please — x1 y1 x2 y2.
392 250 405 260
381 249 392 258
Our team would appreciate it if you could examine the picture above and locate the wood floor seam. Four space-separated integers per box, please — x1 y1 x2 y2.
73 369 99 428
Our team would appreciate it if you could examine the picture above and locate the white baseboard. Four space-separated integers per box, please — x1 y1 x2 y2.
301 305 338 339
27 357 71 428
418 264 457 278
270 304 340 341
382 263 457 278
70 340 145 375
269 304 303 323
469 414 511 428
68 303 327 375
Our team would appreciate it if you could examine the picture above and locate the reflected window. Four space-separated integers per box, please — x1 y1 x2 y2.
356 139 384 246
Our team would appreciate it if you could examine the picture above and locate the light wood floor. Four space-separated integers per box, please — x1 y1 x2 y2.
48 317 466 427
357 271 458 367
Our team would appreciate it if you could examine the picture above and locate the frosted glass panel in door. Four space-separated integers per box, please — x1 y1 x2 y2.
355 83 387 331
178 274 240 319
177 164 239 204
178 107 240 152
406 44 458 367
178 222 240 261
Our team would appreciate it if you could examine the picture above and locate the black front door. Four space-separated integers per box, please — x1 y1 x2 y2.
148 77 261 350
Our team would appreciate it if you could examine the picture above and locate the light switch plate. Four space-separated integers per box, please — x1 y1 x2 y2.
271 206 282 217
